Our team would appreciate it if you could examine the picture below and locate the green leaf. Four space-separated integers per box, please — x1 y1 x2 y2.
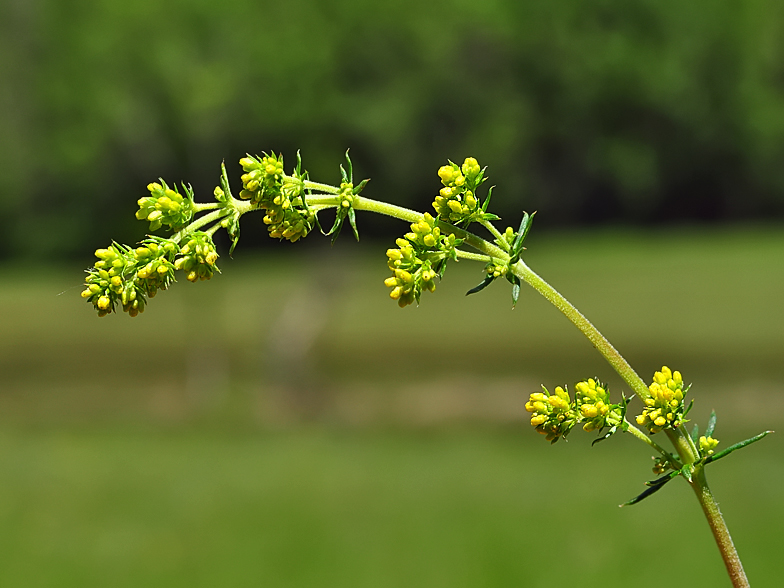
508 274 521 308
510 211 536 261
511 212 530 253
592 425 618 446
352 178 370 195
348 207 359 241
481 186 495 212
690 423 699 443
622 471 678 507
705 410 717 437
705 430 773 465
434 258 448 278
219 161 233 200
465 275 495 296
326 209 345 244
341 149 353 184
683 398 695 419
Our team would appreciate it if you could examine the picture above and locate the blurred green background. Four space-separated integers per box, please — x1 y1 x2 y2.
2 0 784 586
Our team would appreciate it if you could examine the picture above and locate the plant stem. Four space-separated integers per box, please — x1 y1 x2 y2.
174 208 232 243
509 258 651 401
479 218 510 251
690 467 750 588
352 195 424 223
624 421 680 465
455 250 492 263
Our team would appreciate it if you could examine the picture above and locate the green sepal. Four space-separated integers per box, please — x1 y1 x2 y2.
704 430 773 465
481 213 501 222
622 470 679 506
705 410 717 437
352 178 370 195
466 275 496 296
690 423 699 443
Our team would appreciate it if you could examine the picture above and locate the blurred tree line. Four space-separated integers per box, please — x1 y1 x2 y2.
2 0 784 260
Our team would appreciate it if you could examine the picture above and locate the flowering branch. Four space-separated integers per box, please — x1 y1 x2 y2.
81 150 770 588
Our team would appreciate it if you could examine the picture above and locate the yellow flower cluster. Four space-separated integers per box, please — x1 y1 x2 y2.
239 153 284 204
525 386 580 443
136 181 194 231
485 258 509 280
699 435 719 456
338 182 354 209
239 153 314 242
574 378 620 432
384 213 459 307
175 233 220 282
636 366 686 434
384 239 437 307
432 157 484 224
134 240 178 293
82 232 221 317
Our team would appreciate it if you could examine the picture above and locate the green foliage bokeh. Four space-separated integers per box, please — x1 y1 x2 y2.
3 0 784 259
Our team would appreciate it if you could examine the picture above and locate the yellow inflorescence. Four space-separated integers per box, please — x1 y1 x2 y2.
699 435 719 456
575 378 612 432
525 386 579 443
432 157 483 223
636 366 686 434
136 181 193 231
383 213 458 307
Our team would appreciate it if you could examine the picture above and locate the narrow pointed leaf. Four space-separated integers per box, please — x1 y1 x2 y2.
705 430 773 465
690 424 699 443
591 425 618 446
683 398 695 418
352 178 370 195
326 210 343 236
348 207 359 241
465 275 495 296
220 161 233 199
343 149 353 183
434 258 448 278
510 275 521 308
622 473 677 506
481 186 495 212
705 410 717 437
511 212 530 253
295 150 303 176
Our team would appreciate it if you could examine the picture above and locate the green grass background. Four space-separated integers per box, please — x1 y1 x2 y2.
1 226 783 586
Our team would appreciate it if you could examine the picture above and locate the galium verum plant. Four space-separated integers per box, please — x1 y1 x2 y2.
83 151 771 587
